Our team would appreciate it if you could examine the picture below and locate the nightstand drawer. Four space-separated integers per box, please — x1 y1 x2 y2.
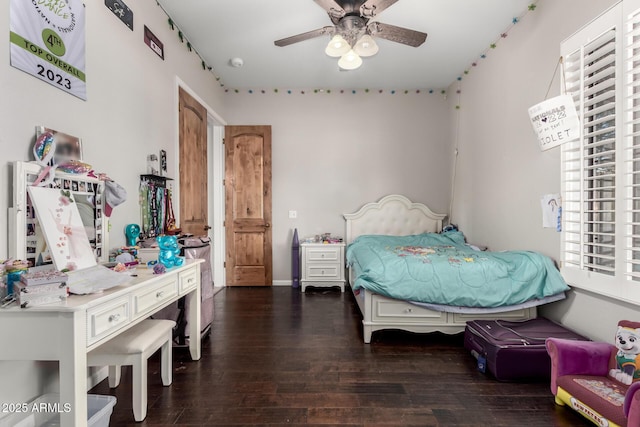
305 247 341 263
305 264 340 279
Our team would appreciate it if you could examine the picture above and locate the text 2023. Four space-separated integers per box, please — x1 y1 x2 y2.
36 64 71 90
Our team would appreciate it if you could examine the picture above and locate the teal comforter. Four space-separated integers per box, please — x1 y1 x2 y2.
346 231 569 307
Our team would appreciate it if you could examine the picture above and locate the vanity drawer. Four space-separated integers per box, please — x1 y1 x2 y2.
86 296 131 345
179 268 198 293
132 276 178 317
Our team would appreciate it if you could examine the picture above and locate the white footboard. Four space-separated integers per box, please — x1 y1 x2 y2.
351 285 536 343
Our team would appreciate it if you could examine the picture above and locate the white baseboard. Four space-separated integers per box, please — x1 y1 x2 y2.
272 280 292 287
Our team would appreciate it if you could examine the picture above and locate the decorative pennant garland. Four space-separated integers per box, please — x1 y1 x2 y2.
153 3 224 85
154 1 538 96
224 87 449 96
456 2 539 84
452 2 538 110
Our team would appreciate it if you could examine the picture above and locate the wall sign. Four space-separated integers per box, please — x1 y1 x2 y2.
528 94 580 151
105 0 133 31
10 0 87 100
144 26 164 60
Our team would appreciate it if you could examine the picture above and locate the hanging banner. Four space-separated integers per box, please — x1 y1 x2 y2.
528 94 580 151
10 0 86 100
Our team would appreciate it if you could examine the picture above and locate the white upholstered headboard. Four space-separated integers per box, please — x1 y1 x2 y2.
343 195 447 244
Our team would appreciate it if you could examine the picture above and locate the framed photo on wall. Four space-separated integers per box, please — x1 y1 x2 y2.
160 149 167 176
36 125 83 164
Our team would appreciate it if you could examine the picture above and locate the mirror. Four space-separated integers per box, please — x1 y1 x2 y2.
10 161 109 267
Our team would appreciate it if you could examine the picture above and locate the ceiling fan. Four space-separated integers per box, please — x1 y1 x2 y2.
274 0 427 70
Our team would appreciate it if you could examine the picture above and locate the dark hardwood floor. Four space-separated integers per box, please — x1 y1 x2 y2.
90 287 593 426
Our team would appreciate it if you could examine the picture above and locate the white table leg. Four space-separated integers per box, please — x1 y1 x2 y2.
59 310 87 427
187 264 202 360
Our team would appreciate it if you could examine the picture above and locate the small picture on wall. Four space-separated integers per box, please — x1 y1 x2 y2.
160 149 167 176
144 25 164 60
104 0 133 31
36 126 83 164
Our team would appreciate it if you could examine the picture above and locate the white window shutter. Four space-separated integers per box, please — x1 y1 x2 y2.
561 0 640 304
624 0 640 281
561 9 619 278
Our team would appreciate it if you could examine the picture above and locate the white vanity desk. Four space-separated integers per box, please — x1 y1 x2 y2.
0 260 202 427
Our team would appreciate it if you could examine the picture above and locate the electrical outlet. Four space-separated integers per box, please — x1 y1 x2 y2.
288 210 297 219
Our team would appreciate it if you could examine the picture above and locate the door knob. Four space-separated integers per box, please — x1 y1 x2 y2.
204 225 212 231
265 223 271 228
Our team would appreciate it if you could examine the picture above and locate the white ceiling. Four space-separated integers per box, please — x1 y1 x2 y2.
156 0 534 91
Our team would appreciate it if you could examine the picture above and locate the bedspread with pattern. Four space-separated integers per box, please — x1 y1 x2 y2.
346 231 569 307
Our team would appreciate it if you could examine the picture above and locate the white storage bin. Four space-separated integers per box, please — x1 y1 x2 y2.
137 247 160 264
0 393 116 427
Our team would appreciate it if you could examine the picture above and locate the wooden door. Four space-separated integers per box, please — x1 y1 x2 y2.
178 87 209 235
225 125 272 286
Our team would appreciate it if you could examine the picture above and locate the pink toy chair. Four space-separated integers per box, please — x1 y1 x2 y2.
546 320 640 427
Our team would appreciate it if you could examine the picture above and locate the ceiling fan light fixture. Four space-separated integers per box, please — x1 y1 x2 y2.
325 34 350 57
353 34 379 57
338 49 362 70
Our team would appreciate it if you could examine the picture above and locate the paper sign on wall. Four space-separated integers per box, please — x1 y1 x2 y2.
9 0 86 100
528 95 580 151
541 194 562 231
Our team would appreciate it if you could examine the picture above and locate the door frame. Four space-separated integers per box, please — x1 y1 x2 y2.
174 77 226 289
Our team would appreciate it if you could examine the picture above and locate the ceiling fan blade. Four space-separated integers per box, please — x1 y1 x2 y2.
274 26 335 47
313 0 346 24
360 0 399 18
368 22 427 47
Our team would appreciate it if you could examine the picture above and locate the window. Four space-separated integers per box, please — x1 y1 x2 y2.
561 0 640 304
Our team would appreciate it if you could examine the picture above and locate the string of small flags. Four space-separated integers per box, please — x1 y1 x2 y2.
154 1 538 96
223 88 449 96
454 1 538 109
225 2 539 96
457 2 538 84
154 1 224 87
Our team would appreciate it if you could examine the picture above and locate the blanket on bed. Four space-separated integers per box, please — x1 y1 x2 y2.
346 231 569 307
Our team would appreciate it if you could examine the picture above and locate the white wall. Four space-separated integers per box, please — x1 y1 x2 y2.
0 0 225 404
450 0 640 341
223 92 451 282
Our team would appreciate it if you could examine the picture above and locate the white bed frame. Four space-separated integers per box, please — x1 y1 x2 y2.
344 194 536 343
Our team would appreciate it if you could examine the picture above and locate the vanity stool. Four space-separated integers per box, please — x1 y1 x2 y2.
87 319 176 422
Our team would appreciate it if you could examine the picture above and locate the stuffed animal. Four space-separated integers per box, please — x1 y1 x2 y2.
156 235 184 268
609 325 640 385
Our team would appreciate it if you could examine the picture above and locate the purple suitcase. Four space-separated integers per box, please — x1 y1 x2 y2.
463 317 587 381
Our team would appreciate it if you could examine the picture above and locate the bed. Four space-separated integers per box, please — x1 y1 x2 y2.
343 194 568 343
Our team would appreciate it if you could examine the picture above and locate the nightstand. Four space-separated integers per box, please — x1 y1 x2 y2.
300 242 345 292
